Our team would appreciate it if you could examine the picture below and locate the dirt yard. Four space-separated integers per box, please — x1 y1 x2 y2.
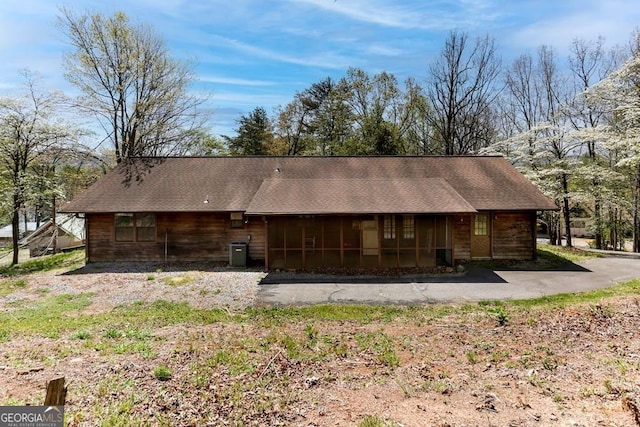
1 261 640 426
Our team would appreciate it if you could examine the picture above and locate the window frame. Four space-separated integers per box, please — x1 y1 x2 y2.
114 213 156 243
230 212 245 229
474 214 488 236
383 215 396 240
402 215 415 240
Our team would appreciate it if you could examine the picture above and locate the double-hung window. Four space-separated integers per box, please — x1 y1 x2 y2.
115 213 156 242
403 215 415 239
383 215 396 239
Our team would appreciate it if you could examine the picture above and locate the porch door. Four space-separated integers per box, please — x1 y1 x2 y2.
471 213 491 258
362 220 378 256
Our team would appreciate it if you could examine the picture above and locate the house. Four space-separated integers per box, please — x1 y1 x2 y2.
61 156 557 269
19 213 85 257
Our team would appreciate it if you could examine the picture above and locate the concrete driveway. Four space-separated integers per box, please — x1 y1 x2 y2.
256 256 640 306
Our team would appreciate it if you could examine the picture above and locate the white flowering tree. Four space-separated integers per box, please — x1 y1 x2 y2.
585 35 640 251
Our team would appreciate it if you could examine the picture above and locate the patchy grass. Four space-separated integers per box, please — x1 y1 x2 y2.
0 279 28 296
0 250 84 277
509 278 640 309
161 274 194 286
467 243 599 271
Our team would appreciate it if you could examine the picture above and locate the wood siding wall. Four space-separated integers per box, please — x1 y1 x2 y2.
492 211 536 260
86 213 265 263
85 210 537 266
453 212 536 262
453 215 471 262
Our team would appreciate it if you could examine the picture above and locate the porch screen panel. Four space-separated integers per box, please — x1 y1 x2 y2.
268 217 286 269
418 216 435 266
379 215 395 267
435 216 452 266
304 217 323 268
399 215 415 267
284 218 303 269
343 218 361 267
323 218 341 266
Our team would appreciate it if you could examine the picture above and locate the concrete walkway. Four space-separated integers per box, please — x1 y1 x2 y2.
256 256 640 306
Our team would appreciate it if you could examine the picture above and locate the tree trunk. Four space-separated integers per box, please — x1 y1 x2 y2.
52 198 57 253
594 198 603 250
634 163 640 253
11 195 20 266
562 173 572 248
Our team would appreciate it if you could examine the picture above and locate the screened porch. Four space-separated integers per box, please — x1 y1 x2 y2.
266 214 453 270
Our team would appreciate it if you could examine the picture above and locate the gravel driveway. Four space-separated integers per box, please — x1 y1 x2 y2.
2 262 267 313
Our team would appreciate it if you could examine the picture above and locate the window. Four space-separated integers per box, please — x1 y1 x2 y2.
474 214 488 236
403 215 415 239
136 213 156 242
115 213 156 242
230 212 244 228
115 214 134 242
383 215 396 239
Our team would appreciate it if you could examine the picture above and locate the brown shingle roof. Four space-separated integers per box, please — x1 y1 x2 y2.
62 156 557 214
246 178 476 214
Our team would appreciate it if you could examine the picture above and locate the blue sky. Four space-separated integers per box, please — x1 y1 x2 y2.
1 0 639 138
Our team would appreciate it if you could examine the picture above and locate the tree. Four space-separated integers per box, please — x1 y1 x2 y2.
187 130 228 156
565 37 623 249
340 68 402 154
427 31 502 155
58 8 210 163
491 46 578 246
0 72 83 264
224 107 273 155
586 33 640 251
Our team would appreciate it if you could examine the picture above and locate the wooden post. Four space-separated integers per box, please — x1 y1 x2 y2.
44 377 67 406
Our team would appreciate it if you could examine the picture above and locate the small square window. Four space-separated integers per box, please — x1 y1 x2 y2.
230 212 244 228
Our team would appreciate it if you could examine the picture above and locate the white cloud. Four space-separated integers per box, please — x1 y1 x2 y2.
504 0 640 55
199 75 276 86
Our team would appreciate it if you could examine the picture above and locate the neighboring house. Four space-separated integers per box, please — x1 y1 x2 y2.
0 221 38 248
61 156 557 269
19 213 85 257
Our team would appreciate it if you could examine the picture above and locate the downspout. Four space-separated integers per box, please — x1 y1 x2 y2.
263 217 269 270
164 229 168 262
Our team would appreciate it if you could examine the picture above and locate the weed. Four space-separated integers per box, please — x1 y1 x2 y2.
72 330 91 340
305 323 319 344
603 379 619 395
359 415 392 427
541 356 559 371
103 328 123 339
394 377 413 398
146 274 155 281
491 307 509 326
466 350 479 364
153 365 172 381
